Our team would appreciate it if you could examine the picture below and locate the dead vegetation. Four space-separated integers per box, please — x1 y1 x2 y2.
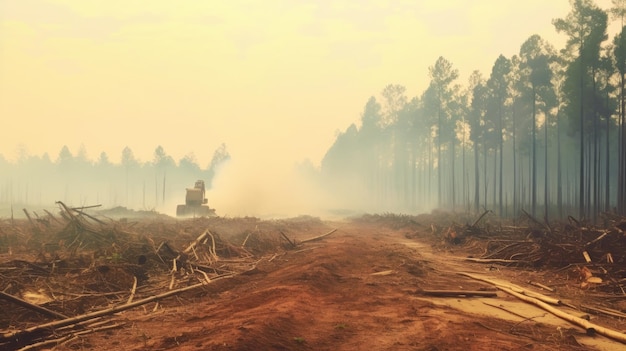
431 210 626 295
2 206 626 350
0 204 331 350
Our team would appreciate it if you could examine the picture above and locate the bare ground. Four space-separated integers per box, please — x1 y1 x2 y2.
2 213 626 351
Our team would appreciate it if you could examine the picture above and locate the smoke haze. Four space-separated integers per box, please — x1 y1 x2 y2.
208 148 333 219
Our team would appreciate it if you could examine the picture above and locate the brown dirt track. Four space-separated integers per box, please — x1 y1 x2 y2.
2 213 626 351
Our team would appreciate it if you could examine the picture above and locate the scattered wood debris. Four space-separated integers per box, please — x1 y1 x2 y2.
415 289 497 298
440 211 626 294
0 204 334 350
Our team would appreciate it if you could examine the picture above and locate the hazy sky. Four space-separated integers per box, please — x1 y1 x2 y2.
0 0 617 169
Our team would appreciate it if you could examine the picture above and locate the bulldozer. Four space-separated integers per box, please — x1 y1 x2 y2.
176 180 216 217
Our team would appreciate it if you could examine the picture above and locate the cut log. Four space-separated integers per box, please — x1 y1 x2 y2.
417 289 497 298
464 258 524 264
0 291 68 320
459 272 626 344
498 285 626 342
458 272 561 305
580 304 626 319
527 281 555 292
370 270 394 276
300 228 337 244
183 229 209 254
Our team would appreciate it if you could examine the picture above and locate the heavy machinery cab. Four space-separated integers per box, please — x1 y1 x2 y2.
186 180 208 206
177 180 215 217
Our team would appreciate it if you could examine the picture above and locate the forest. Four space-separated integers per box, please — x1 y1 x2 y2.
2 0 626 222
321 0 626 221
0 143 230 215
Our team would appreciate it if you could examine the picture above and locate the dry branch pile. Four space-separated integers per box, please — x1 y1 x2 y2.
445 211 626 294
0 204 314 350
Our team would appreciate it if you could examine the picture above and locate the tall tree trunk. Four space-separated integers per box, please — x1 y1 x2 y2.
532 85 537 217
543 114 550 223
438 106 442 208
579 55 585 220
499 104 504 217
620 71 626 215
513 105 518 218
451 139 456 210
462 130 467 212
557 110 563 218
493 149 497 209
474 141 480 213
605 110 610 213
621 74 626 215
592 70 598 223
484 142 488 210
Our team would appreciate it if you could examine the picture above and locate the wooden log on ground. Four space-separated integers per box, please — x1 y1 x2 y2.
497 286 626 343
584 230 610 249
300 228 337 244
71 208 106 225
527 281 555 292
459 272 626 344
1 273 236 348
417 289 497 298
465 258 525 264
580 304 626 319
183 228 210 254
0 291 68 320
458 272 561 305
482 301 533 320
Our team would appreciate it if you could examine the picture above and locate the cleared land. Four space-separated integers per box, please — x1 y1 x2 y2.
1 207 626 350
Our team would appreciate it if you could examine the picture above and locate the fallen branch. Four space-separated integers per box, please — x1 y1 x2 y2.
482 301 532 320
527 281 555 292
580 304 626 319
459 273 626 343
279 231 296 248
458 272 561 306
300 228 337 244
471 210 491 228
584 230 610 249
241 232 252 247
70 204 103 211
126 276 138 304
497 285 626 342
0 291 68 320
465 258 525 264
521 209 547 230
1 273 235 349
370 270 394 276
417 289 497 298
71 208 107 225
18 322 123 351
183 229 210 255
528 280 556 292
206 230 218 261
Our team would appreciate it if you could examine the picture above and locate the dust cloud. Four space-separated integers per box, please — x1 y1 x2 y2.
208 155 333 219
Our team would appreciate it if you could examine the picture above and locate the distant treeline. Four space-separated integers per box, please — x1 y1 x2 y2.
320 0 626 221
0 143 230 211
